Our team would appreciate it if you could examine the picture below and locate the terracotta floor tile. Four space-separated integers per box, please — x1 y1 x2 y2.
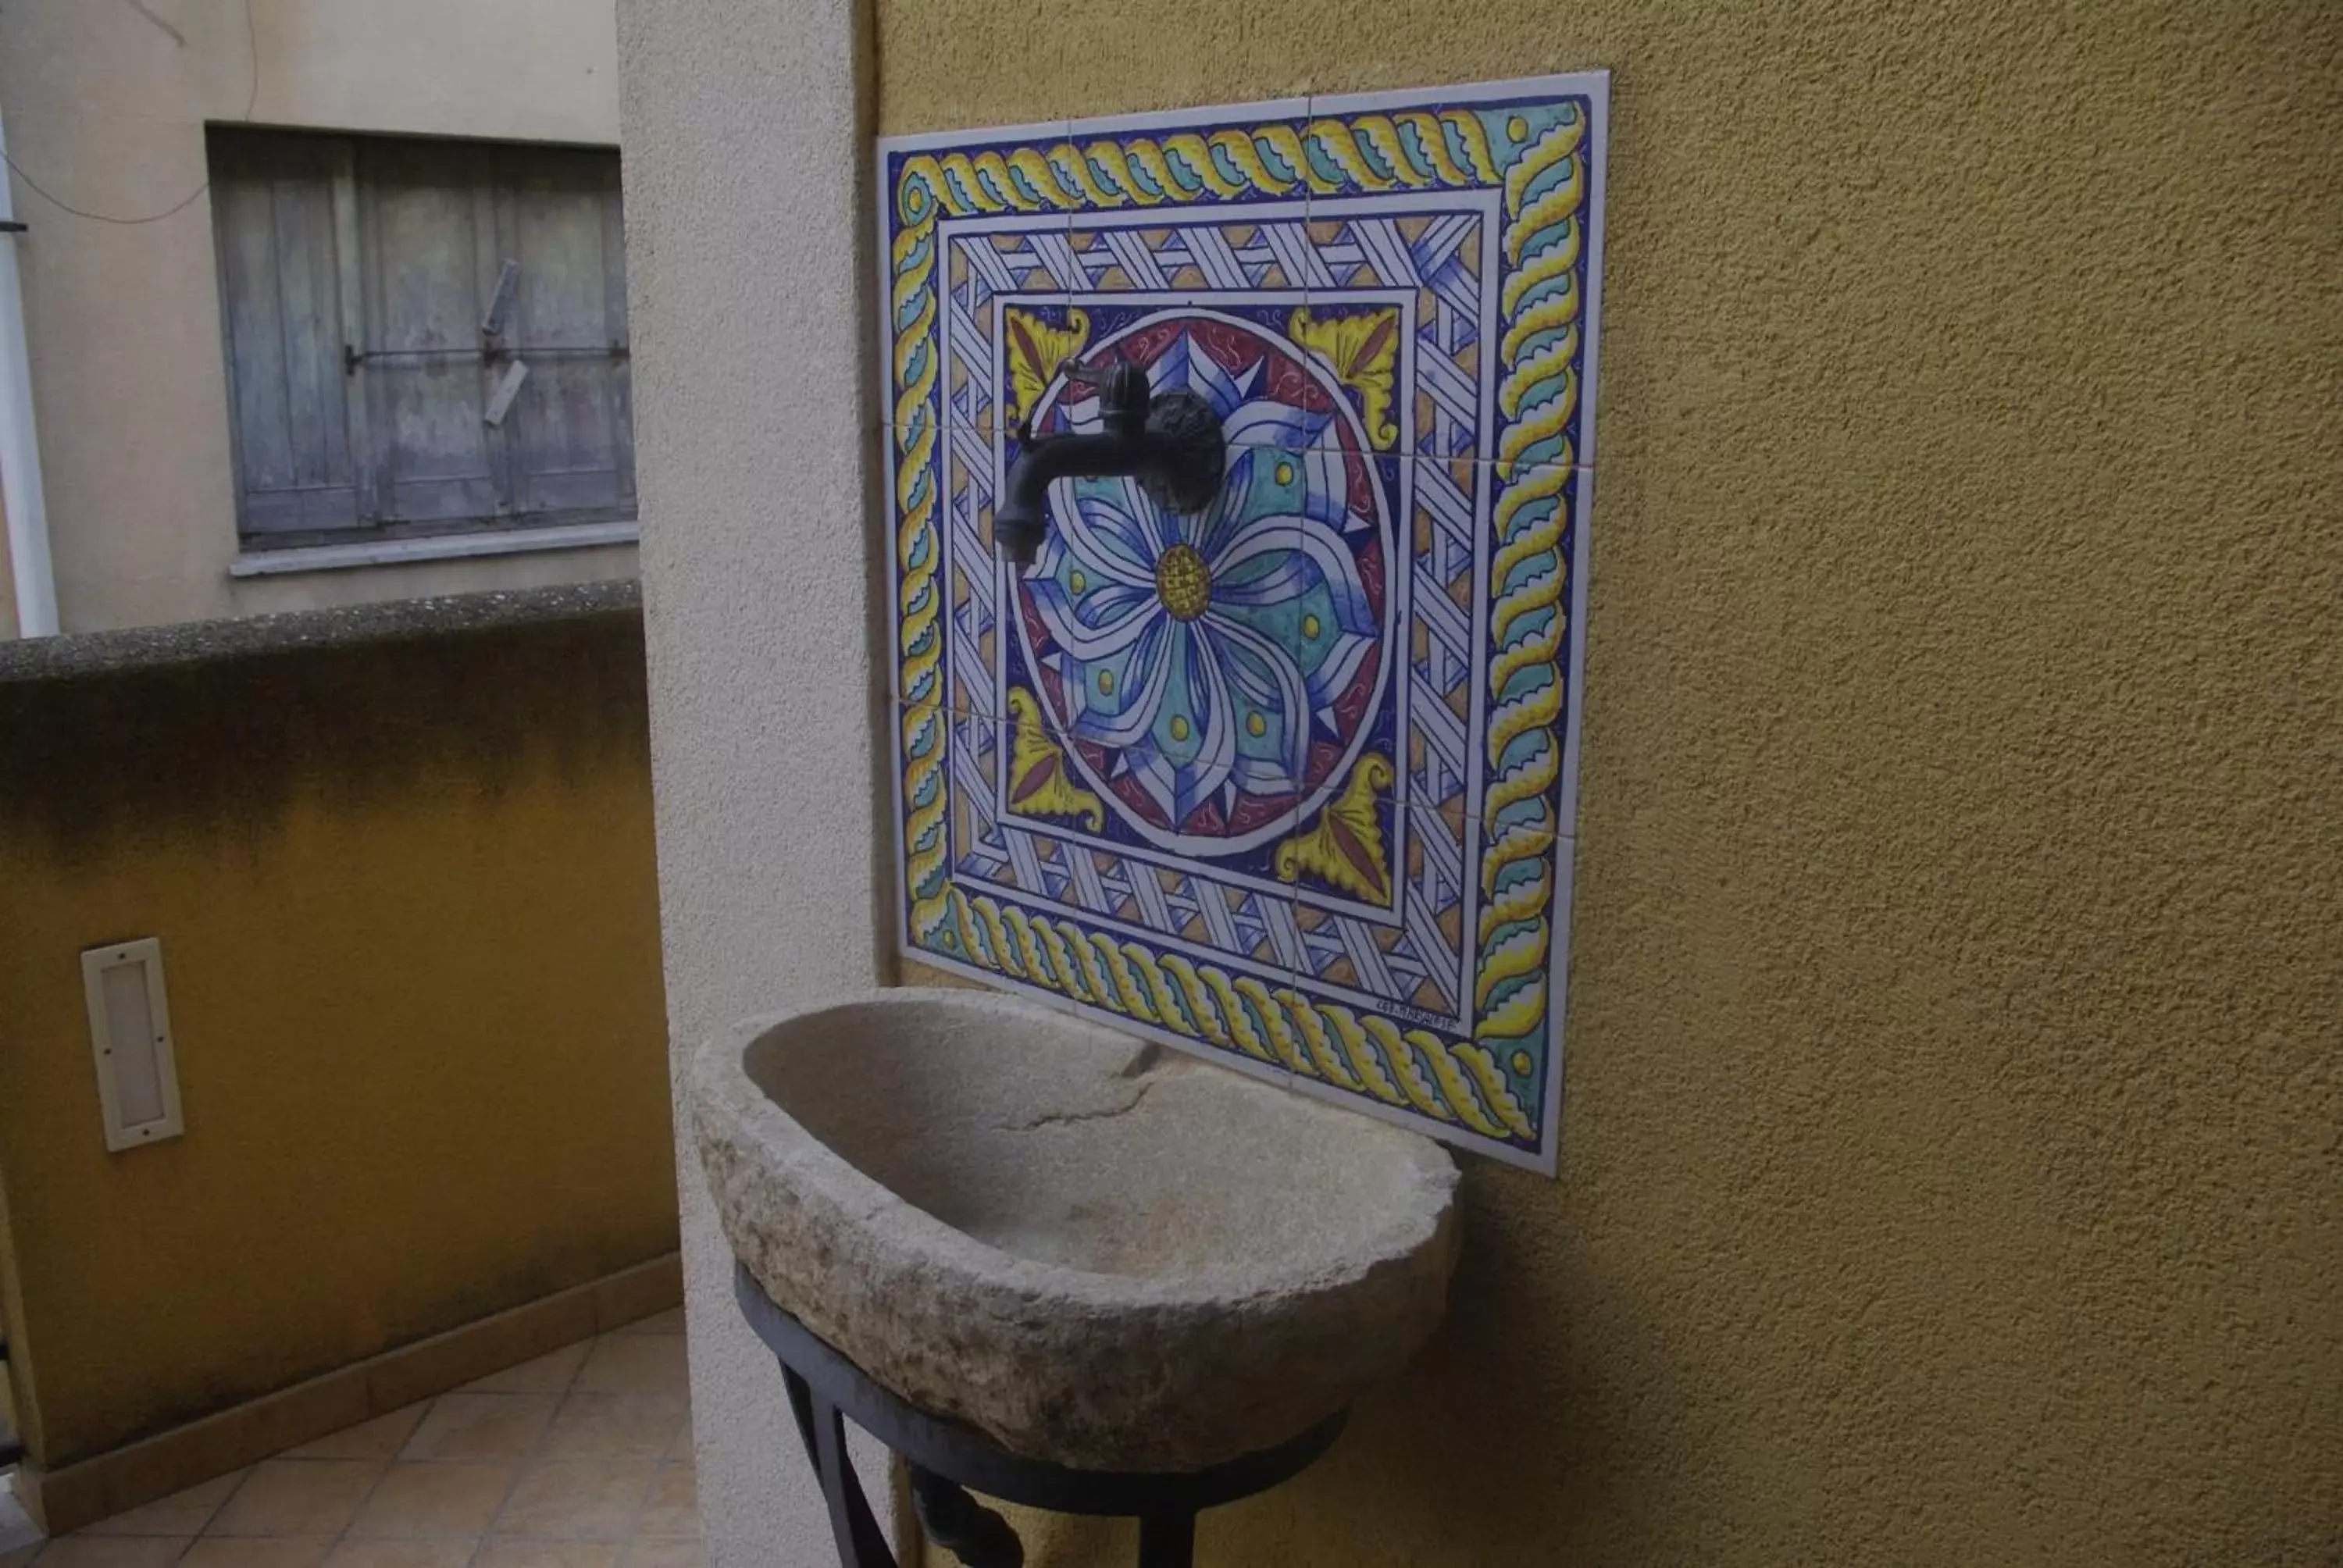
472 1543 622 1567
77 1468 244 1535
24 1330 708 1568
322 1542 478 1566
540 1395 689 1462
346 1462 516 1538
662 1404 695 1464
570 1337 686 1399
463 1343 590 1397
206 1459 384 1538
490 1461 655 1541
399 1394 559 1462
180 1540 337 1566
26 1541 191 1566
619 1543 702 1568
612 1308 683 1337
634 1466 697 1541
283 1405 429 1462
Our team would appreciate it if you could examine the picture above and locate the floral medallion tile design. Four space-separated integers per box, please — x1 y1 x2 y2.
880 75 1607 1171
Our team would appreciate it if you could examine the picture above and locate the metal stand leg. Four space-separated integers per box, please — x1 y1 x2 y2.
908 1466 1025 1567
782 1360 897 1568
741 1268 1338 1568
1136 1509 1196 1568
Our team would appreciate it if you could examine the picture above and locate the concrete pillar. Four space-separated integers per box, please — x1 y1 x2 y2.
615 0 893 1559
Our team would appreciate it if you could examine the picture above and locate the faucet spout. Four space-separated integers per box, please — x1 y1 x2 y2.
997 362 1225 568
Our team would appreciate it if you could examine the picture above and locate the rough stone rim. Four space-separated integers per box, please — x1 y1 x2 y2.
692 987 1460 1310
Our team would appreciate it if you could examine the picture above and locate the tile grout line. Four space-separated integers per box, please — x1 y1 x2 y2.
30 1324 694 1565
341 1332 594 1566
24 1320 686 1565
451 1345 566 1568
326 1409 419 1558
593 1328 683 1556
96 1457 247 1566
479 1327 685 1556
470 1337 580 1558
447 1381 500 1568
192 1466 244 1538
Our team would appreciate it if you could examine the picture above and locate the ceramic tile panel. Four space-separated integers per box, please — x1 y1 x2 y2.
879 115 1075 437
879 74 1606 1171
895 690 1303 1096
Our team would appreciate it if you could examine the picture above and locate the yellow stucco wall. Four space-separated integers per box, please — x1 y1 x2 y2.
883 2 2342 1561
0 603 676 1465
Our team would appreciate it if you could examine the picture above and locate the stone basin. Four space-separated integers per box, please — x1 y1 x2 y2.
690 989 1460 1471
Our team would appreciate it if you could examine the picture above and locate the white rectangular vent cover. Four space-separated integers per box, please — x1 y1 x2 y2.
80 938 185 1151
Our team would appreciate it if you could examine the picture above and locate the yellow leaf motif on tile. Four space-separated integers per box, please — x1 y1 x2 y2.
1289 306 1401 450
1005 686 1104 831
1004 306 1091 427
1275 753 1394 902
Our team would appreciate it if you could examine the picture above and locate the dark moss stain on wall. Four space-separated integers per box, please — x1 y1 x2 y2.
0 587 651 858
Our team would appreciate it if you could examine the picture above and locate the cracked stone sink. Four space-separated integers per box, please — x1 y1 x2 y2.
691 989 1460 1471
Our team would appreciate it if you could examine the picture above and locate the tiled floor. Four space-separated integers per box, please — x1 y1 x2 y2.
3 1308 696 1566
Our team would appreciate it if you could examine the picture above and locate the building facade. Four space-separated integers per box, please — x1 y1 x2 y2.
1 0 630 635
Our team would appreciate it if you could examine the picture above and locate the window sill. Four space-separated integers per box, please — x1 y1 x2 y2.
227 520 640 579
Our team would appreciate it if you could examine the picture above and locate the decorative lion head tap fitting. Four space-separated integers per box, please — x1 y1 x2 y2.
995 360 1227 569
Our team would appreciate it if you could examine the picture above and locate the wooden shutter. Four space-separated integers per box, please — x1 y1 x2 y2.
212 131 633 544
356 138 504 526
492 145 634 519
211 132 366 536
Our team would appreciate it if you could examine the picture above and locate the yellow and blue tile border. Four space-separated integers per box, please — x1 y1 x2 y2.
880 74 1607 1172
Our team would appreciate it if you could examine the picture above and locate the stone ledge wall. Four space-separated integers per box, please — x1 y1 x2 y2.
0 585 676 1465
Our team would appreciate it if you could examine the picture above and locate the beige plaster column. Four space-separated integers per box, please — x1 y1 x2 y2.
617 0 893 1559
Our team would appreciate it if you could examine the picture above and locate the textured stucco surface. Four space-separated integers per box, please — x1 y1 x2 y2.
871 2 2343 1563
0 0 631 631
615 0 897 1562
0 603 675 1465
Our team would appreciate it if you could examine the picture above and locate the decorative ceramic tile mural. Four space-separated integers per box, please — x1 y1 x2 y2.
880 75 1607 1171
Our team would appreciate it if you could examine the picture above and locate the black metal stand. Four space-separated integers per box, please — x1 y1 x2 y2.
734 1263 1344 1568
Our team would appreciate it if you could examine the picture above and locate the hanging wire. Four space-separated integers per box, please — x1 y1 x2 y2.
2 0 259 226
126 1 188 47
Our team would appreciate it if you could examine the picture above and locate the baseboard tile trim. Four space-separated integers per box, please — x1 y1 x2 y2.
12 1251 681 1535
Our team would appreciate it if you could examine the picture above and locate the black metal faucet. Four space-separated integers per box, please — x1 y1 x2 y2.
997 362 1226 568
